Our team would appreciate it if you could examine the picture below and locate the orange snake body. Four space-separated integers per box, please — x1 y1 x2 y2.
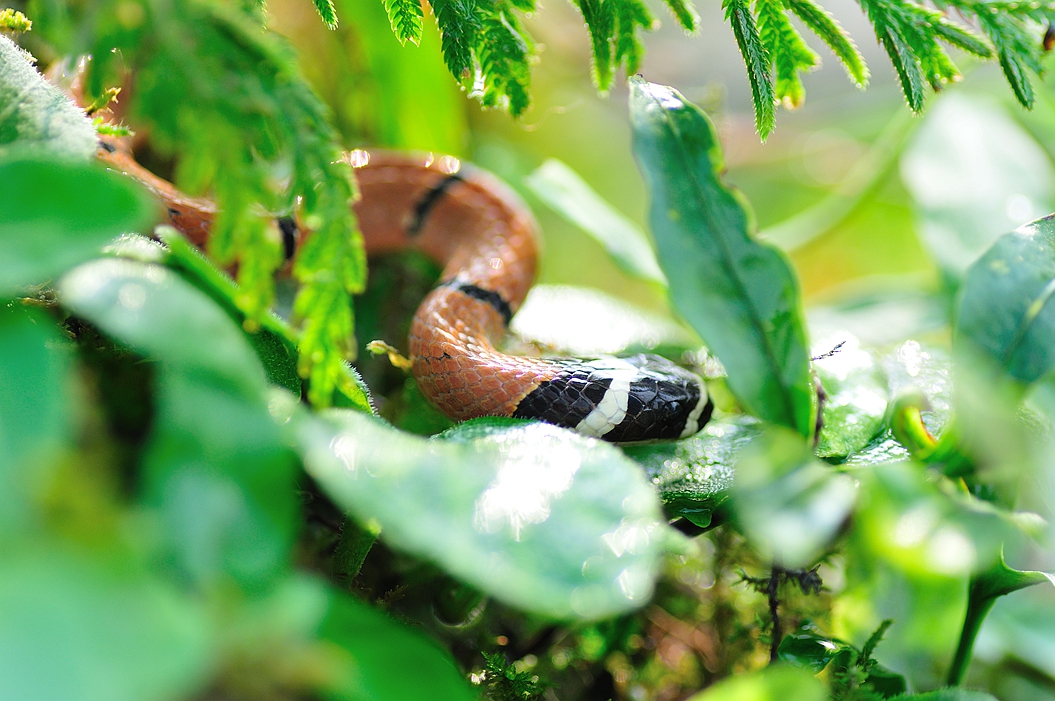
98 143 712 443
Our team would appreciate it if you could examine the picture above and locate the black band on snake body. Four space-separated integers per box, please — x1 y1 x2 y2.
407 172 465 236
439 279 514 326
513 354 712 442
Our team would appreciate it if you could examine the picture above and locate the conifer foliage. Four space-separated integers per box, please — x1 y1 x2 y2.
376 0 1055 137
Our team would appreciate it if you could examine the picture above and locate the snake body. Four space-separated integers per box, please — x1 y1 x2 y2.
98 144 712 443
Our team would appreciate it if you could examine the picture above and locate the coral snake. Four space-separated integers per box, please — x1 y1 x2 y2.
97 141 713 443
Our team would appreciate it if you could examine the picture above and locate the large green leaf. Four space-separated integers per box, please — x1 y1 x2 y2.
732 428 856 567
319 591 477 701
623 415 761 528
901 94 1054 283
59 259 298 588
685 665 825 701
0 36 97 159
295 410 670 619
0 158 154 295
956 216 1055 385
891 691 999 700
60 258 267 391
0 543 213 701
629 78 812 436
0 306 72 533
813 333 888 459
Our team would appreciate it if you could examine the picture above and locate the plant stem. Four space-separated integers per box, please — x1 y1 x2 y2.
946 578 996 686
769 565 782 662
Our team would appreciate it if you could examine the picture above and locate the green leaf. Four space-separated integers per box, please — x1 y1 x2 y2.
144 374 298 588
852 462 1036 579
901 94 1054 282
0 307 72 533
732 427 856 567
319 591 477 701
383 0 424 44
722 0 775 138
525 159 667 287
0 158 154 295
784 0 867 87
37 0 365 403
0 36 97 160
0 543 212 701
976 11 1042 110
629 79 812 436
295 410 669 619
59 259 267 394
623 416 761 528
58 259 298 587
152 230 301 394
685 664 825 701
754 0 818 109
956 215 1055 385
814 333 888 459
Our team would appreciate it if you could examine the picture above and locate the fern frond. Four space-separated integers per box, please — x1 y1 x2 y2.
577 0 617 90
312 0 339 27
662 0 700 32
755 0 818 108
477 8 532 115
429 0 480 83
784 0 868 86
384 0 424 45
724 0 775 138
614 0 655 76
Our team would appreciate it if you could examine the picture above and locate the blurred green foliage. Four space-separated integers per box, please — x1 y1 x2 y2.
2 1 1055 701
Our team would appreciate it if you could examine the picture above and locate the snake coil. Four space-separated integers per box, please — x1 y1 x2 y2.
98 143 712 443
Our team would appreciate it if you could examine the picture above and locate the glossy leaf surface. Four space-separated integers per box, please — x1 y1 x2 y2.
629 78 812 436
0 158 154 295
732 428 856 567
623 416 761 528
813 333 888 459
297 410 668 619
957 215 1055 385
901 94 1054 281
511 284 695 357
